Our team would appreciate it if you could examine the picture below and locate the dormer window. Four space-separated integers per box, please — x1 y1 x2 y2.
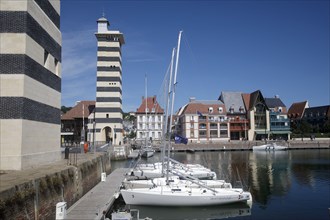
218 107 223 113
278 107 282 112
229 106 234 113
145 108 149 113
239 106 244 113
209 107 213 113
152 108 155 113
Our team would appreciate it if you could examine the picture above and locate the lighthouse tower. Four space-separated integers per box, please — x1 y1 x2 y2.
89 16 125 145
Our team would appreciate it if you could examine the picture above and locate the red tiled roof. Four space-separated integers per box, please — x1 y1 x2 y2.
136 96 164 114
61 101 95 120
181 102 226 115
242 93 251 111
288 101 308 119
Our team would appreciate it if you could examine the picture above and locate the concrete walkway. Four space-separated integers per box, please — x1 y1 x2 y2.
66 168 129 220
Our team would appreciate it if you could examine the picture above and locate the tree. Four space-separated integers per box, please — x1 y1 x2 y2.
323 119 330 133
61 106 72 114
296 120 312 140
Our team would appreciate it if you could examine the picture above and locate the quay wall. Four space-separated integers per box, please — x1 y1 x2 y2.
0 153 111 220
170 139 330 152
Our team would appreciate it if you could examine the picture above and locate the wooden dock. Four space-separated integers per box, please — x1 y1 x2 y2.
66 168 129 220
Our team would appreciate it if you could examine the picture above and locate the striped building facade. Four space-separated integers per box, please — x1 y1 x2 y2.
0 0 62 170
88 17 124 145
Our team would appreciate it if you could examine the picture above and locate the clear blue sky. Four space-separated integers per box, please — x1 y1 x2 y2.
61 0 329 112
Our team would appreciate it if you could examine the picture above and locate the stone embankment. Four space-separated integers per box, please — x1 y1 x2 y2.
0 152 111 220
168 139 330 152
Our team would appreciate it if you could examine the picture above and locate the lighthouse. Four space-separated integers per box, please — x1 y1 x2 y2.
89 16 125 146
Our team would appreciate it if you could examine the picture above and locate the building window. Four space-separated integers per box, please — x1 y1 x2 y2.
209 107 213 113
44 50 49 68
220 130 228 137
210 130 217 137
279 107 282 112
54 58 59 76
106 114 109 118
219 107 223 113
199 130 206 137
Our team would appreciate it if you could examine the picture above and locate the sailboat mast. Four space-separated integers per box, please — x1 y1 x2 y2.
166 30 183 183
162 48 176 176
145 74 148 146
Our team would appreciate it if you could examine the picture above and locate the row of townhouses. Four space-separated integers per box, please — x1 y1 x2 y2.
135 90 291 143
61 90 329 145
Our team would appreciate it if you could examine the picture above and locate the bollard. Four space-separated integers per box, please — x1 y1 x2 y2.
64 146 69 159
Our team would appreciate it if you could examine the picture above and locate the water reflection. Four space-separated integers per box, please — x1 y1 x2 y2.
111 149 330 220
249 151 291 205
130 203 251 220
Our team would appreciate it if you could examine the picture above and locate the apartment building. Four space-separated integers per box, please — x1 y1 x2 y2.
136 96 164 143
176 98 229 143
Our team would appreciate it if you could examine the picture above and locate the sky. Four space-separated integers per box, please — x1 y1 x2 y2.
60 0 329 112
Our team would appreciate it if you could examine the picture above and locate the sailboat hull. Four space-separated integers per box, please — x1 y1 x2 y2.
121 186 252 206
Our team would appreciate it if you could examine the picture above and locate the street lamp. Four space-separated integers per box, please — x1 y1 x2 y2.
89 108 95 153
114 125 116 146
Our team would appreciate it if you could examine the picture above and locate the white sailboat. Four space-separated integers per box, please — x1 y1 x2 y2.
252 142 288 151
130 158 217 180
121 186 251 206
121 31 253 207
123 175 231 189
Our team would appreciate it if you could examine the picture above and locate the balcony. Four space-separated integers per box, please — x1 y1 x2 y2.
209 125 218 129
229 119 249 131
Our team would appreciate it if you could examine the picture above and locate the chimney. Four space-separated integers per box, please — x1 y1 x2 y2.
189 97 196 102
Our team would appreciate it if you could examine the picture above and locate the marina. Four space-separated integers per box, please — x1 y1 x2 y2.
109 148 330 220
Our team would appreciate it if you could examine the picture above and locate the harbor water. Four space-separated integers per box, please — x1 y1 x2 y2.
111 148 330 220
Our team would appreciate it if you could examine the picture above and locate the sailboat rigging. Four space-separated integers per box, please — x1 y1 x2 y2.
121 31 253 207
141 74 155 158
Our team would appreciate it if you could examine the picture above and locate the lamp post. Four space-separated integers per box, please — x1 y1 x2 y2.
114 125 116 146
93 120 96 153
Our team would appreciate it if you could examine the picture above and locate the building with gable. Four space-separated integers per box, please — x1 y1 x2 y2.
265 96 291 140
242 90 270 141
61 101 95 145
136 96 164 143
176 98 229 143
218 92 249 140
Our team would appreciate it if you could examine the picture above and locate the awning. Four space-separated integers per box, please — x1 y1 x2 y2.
269 131 292 134
255 131 291 135
255 131 271 135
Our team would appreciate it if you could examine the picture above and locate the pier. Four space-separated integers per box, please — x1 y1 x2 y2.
66 168 129 220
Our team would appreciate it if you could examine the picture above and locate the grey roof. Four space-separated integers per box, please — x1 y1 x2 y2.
190 100 224 105
218 91 245 113
265 98 286 108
